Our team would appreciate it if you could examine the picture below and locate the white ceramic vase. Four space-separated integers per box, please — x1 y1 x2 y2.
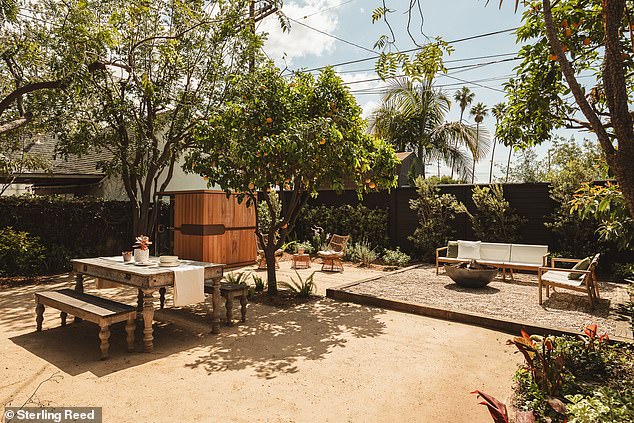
134 248 150 263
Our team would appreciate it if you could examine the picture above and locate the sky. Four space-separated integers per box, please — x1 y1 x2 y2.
258 0 589 182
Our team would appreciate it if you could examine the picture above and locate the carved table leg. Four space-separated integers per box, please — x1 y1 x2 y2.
99 323 111 360
159 287 166 309
240 294 247 323
36 303 45 332
137 289 144 313
142 289 156 352
225 295 233 326
211 277 222 334
125 315 136 352
74 273 84 323
60 311 67 327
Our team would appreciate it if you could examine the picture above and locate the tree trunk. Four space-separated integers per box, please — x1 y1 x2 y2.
472 122 479 184
489 140 497 183
265 242 278 295
505 147 512 182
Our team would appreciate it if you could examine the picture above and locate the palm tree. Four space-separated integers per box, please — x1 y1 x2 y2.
370 77 487 180
450 87 475 178
469 102 488 183
490 102 506 183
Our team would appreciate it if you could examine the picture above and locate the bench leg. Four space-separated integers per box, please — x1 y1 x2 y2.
538 279 543 305
36 303 45 332
125 315 136 352
159 287 166 309
99 323 111 360
74 273 84 323
60 311 67 327
225 295 234 326
142 289 156 353
240 294 247 323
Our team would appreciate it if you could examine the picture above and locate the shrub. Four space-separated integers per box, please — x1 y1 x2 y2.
409 177 465 261
0 227 46 276
293 203 388 249
292 241 314 254
280 271 316 297
467 184 526 242
347 239 378 266
252 274 265 291
382 247 411 267
224 271 250 285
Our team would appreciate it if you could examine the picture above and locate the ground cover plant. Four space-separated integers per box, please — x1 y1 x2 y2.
381 247 411 267
474 326 634 423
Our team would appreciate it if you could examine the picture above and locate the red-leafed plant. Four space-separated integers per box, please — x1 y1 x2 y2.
133 235 152 250
471 390 510 423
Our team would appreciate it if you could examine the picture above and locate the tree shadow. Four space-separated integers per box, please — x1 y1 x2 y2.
443 284 500 295
183 299 387 379
540 292 612 317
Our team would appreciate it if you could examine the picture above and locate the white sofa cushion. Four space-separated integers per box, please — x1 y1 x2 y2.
541 270 584 287
510 244 548 265
457 240 481 260
480 243 511 262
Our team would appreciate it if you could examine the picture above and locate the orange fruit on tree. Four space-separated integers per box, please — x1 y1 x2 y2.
561 19 568 28
550 54 558 61
583 37 591 46
266 117 273 123
281 223 288 229
368 182 376 189
248 182 255 190
565 28 572 37
364 178 371 183
319 139 326 145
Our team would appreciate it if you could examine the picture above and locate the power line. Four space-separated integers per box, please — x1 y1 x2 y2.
299 0 355 20
286 16 376 54
286 27 518 74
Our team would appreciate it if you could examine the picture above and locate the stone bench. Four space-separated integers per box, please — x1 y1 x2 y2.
204 282 248 326
35 289 136 360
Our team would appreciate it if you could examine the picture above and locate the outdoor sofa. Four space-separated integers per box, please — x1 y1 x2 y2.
436 240 549 280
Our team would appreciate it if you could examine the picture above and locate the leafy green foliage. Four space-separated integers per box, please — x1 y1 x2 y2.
570 183 633 251
51 0 260 235
257 191 282 235
409 176 465 261
0 196 132 274
252 274 265 292
467 185 526 243
292 241 314 255
224 271 251 286
381 247 411 267
347 239 378 266
0 227 45 276
187 61 398 293
293 204 388 250
280 270 316 298
510 326 634 423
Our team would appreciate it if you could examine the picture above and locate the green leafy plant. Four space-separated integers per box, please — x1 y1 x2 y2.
280 271 316 298
611 263 634 282
347 239 378 266
293 241 314 255
467 184 526 242
382 247 410 267
252 274 265 292
224 271 251 286
409 176 465 261
0 227 46 276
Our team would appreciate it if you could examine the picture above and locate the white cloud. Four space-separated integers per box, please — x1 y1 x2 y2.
360 99 380 120
260 0 341 66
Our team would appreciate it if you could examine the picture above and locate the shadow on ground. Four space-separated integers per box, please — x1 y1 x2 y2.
2 277 387 379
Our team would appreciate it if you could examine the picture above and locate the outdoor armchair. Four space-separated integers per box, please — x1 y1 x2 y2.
318 234 350 272
538 254 600 308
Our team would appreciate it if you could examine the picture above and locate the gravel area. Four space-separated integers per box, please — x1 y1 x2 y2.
343 265 630 336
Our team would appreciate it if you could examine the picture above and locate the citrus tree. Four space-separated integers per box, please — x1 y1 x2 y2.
186 63 399 294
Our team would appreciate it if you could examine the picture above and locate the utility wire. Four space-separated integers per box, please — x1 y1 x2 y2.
299 0 355 20
286 16 376 54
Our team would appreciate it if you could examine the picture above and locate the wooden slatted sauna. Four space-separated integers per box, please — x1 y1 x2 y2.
162 190 256 267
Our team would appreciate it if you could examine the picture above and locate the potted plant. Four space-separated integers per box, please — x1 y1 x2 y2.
133 235 152 263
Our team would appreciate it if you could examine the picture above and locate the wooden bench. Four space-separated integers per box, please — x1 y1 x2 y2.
35 289 136 360
204 283 248 326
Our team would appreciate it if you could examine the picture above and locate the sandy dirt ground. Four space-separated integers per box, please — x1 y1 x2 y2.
0 267 521 423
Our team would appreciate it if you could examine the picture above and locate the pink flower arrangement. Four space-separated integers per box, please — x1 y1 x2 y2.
133 235 152 251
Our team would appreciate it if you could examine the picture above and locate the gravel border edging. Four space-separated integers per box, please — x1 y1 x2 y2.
326 275 634 344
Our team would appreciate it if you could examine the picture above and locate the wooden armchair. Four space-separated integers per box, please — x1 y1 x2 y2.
538 254 600 308
256 235 283 270
317 234 350 272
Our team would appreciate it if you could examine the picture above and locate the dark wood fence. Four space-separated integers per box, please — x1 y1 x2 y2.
285 183 558 252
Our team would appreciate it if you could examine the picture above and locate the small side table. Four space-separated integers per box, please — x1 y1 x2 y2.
292 253 311 269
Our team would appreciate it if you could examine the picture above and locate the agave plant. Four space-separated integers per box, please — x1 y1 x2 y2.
280 270 316 298
224 271 251 286
133 235 152 250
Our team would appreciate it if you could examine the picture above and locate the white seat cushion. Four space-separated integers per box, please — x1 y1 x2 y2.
457 240 481 260
480 243 511 262
318 250 344 257
510 244 548 265
541 270 585 287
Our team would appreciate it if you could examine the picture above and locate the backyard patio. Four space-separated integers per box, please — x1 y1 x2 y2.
0 266 521 423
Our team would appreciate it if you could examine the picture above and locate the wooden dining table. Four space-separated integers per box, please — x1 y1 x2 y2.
71 257 224 352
